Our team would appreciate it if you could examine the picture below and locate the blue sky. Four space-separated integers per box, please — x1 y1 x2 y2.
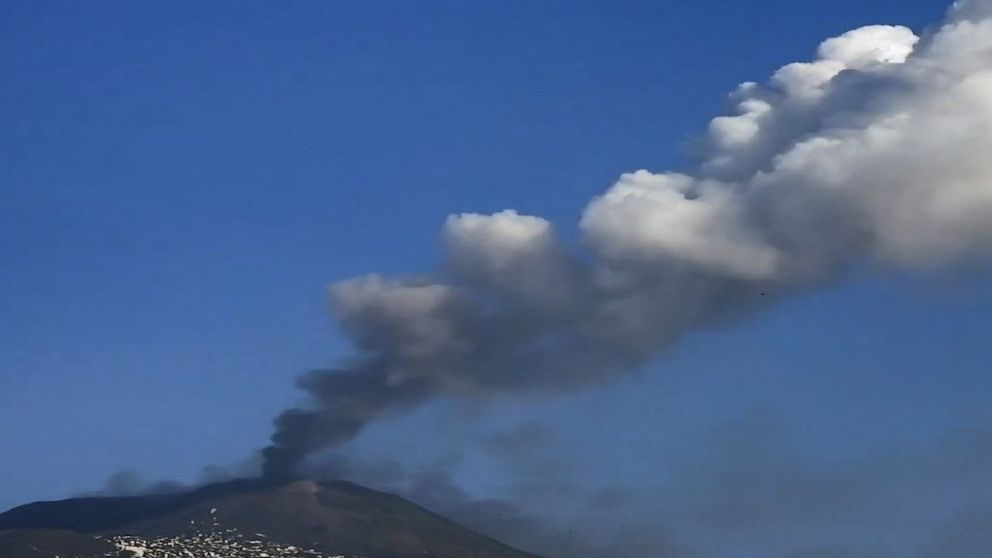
2 1 989 555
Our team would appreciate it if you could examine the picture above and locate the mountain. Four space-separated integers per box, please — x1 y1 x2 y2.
0 479 542 558
0 529 122 558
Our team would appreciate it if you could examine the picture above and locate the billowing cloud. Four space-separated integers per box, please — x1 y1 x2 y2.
261 0 992 479
581 171 781 278
443 210 580 307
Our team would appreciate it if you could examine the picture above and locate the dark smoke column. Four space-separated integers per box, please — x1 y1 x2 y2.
261 360 435 480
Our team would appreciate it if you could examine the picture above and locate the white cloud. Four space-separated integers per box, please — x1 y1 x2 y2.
581 171 780 279
443 210 578 306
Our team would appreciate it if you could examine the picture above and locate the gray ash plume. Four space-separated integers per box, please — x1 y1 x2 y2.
261 0 992 479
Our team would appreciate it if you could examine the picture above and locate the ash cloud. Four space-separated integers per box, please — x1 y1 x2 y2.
84 471 187 498
659 411 992 558
299 412 992 558
86 457 263 498
480 422 555 456
261 0 992 479
299 426 690 558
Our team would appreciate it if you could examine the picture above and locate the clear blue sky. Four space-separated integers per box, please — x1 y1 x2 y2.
2 1 986 551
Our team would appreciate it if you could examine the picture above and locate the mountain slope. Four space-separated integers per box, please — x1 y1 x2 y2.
0 479 541 558
0 529 120 558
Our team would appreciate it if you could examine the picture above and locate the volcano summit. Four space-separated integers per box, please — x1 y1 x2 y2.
0 479 541 558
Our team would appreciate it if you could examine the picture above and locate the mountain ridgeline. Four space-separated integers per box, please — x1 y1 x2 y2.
0 479 542 558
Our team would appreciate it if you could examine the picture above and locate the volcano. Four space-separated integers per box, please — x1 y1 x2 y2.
0 479 542 558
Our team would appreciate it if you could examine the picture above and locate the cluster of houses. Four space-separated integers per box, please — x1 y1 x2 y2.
105 530 351 558
92 509 358 558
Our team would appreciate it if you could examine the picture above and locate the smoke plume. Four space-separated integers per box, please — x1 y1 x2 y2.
262 0 992 479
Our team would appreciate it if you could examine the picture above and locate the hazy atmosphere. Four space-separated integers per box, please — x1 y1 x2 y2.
3 1 991 557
